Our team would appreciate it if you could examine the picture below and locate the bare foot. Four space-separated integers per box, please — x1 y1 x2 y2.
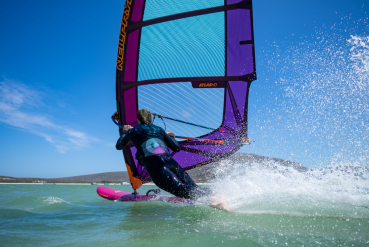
209 196 232 212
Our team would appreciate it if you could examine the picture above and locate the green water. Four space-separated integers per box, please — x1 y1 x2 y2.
0 182 368 247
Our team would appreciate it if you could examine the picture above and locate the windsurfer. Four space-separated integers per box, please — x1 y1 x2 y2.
116 109 211 200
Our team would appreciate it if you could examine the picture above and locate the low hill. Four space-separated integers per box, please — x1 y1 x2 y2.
1 153 307 183
0 172 130 184
55 172 130 183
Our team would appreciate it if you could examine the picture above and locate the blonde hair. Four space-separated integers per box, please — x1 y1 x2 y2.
137 109 152 124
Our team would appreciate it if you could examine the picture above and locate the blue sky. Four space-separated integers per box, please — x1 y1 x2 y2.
0 0 368 178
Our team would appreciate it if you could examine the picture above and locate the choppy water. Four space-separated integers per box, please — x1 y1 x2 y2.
1 161 368 247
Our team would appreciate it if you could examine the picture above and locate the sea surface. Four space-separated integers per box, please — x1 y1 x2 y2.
1 162 368 247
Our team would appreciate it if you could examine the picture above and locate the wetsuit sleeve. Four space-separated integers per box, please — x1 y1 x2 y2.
163 132 181 152
115 130 132 150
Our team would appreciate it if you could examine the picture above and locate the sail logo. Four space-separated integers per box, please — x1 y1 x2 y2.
199 83 218 87
191 81 225 88
117 0 132 71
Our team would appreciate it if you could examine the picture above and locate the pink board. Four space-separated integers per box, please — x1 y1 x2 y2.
97 187 193 204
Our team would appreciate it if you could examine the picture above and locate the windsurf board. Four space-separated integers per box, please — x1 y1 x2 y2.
96 186 193 204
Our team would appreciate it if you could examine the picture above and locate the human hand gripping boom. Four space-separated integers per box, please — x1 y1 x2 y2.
166 132 176 137
123 125 133 131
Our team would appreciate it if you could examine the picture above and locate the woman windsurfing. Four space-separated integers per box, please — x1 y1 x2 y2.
116 109 228 210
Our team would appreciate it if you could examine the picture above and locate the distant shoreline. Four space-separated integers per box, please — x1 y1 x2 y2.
0 182 212 185
0 183 131 185
0 183 113 185
1 153 310 185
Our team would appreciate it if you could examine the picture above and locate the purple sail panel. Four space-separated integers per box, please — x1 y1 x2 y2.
130 147 138 166
173 151 212 170
130 147 150 181
227 0 244 3
124 87 137 126
227 9 254 76
124 30 140 82
229 81 248 118
223 81 248 133
183 144 238 153
223 87 238 130
131 0 144 21
201 131 234 140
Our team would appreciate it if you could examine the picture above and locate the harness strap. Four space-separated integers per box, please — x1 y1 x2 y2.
153 114 167 131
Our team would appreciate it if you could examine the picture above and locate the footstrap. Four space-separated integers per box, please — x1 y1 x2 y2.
146 189 161 196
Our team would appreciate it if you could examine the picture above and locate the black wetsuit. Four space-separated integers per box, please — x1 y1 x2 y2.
116 123 210 200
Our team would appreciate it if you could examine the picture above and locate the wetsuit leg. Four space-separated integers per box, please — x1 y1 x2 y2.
164 156 197 186
142 156 211 200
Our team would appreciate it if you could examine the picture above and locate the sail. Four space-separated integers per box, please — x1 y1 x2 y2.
116 0 256 187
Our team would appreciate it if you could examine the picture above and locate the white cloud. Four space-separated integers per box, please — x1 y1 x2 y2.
0 78 97 153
